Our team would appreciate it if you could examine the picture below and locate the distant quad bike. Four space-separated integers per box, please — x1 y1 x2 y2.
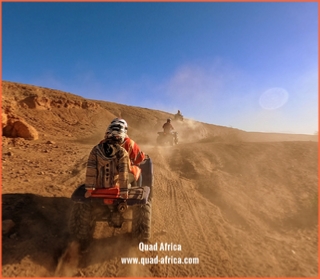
157 131 178 146
68 158 153 250
174 114 183 122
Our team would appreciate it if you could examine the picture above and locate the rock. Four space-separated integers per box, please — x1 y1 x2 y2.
11 120 39 140
2 219 15 235
3 118 39 140
2 112 8 128
19 96 51 110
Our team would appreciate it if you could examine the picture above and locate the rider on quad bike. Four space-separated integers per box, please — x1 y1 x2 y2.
69 120 153 250
163 118 174 133
174 110 184 121
85 120 135 198
157 118 178 146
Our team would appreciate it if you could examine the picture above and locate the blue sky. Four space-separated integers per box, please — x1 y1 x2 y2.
2 1 318 134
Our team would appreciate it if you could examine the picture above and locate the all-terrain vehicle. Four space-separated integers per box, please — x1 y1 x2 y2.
174 113 183 122
68 157 153 249
157 131 178 146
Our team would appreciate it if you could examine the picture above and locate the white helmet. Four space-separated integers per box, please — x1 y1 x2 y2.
110 118 128 131
105 118 127 143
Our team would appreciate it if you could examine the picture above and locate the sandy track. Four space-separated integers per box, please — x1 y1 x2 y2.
149 146 234 277
2 137 318 278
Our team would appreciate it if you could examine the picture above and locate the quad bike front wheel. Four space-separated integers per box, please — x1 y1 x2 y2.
69 202 96 250
132 202 152 241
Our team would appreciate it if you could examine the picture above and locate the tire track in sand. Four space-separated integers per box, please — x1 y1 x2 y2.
150 146 235 277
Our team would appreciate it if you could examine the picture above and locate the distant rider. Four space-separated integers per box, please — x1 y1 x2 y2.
163 118 174 134
174 110 183 121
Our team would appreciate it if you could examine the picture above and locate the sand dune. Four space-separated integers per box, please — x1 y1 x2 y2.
1 81 318 277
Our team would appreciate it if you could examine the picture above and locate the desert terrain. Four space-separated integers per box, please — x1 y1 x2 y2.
1 81 318 277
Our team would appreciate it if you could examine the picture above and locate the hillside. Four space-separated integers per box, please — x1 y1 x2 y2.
1 81 318 277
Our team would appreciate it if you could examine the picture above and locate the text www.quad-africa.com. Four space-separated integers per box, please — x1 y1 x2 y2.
121 255 199 265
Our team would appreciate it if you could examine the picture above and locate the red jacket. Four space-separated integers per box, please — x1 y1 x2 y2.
121 137 145 181
121 137 145 165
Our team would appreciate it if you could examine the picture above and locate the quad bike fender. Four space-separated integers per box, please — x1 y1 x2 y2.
140 157 153 200
140 157 153 187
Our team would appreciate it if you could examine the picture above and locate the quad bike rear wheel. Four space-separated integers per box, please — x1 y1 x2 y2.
69 202 96 250
132 202 152 241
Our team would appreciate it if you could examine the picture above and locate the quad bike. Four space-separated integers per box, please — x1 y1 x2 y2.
174 114 183 122
157 131 178 146
68 157 153 250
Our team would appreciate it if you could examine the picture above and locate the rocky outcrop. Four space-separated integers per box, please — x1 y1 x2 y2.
2 112 39 140
19 95 100 110
2 81 100 111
